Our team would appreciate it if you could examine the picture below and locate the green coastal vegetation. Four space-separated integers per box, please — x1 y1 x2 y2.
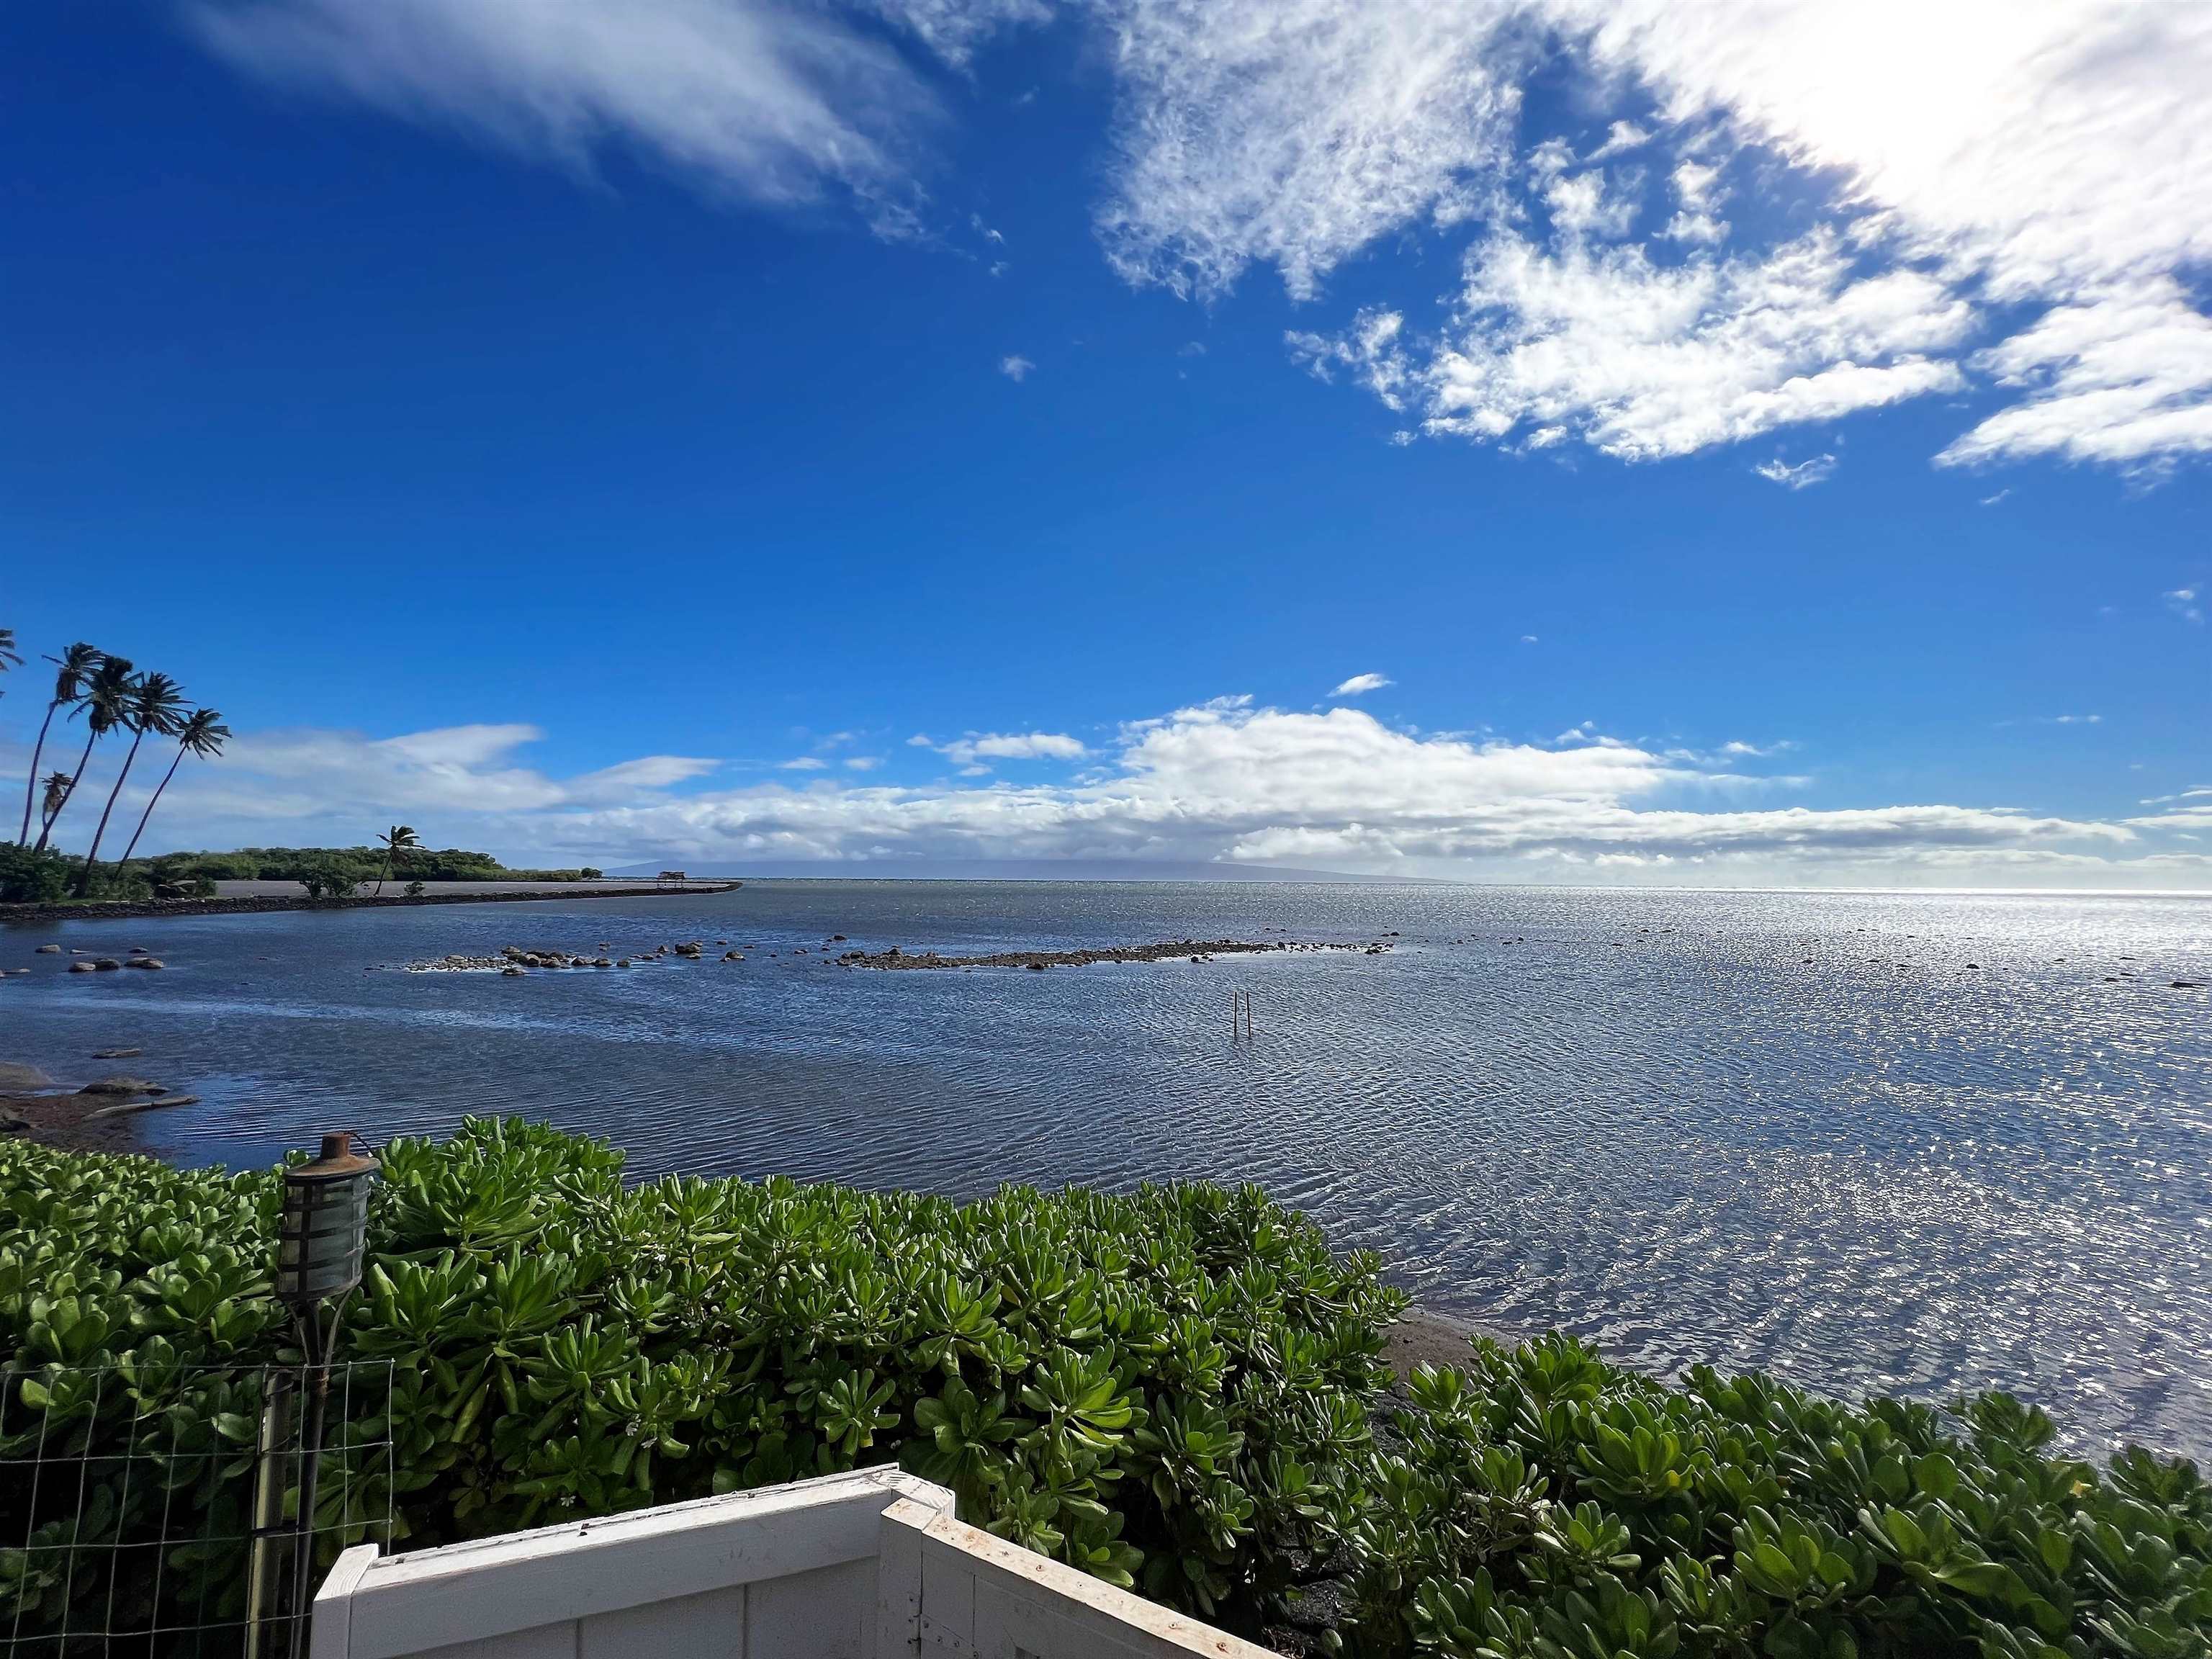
1 627 599 904
1 630 229 901
142 843 606 888
4 1123 2205 1658
0 839 606 905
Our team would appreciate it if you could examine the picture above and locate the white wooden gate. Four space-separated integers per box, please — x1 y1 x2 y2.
313 1470 1273 1659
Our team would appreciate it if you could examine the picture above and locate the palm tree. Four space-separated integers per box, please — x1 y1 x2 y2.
0 628 21 682
18 642 101 845
39 773 71 835
374 824 420 894
35 655 132 854
73 671 188 896
118 707 230 868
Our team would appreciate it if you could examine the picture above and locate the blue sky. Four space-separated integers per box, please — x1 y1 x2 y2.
2 1 2207 886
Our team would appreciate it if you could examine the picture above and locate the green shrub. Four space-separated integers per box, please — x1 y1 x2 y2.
0 843 73 903
146 848 603 885
295 858 364 899
1 1125 2205 1659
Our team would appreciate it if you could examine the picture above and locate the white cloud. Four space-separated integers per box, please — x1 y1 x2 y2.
1300 227 1971 461
1329 672 1392 697
998 353 1035 381
1557 1 2212 304
1937 279 2212 470
1587 120 1648 161
1980 489 2010 506
1753 453 1837 490
2167 587 2204 625
868 0 1046 66
1658 158 1727 246
1519 634 1538 644
1105 0 2212 473
30 701 2198 886
186 0 953 225
1094 1 1527 300
844 755 881 770
927 731 1088 767
781 755 830 770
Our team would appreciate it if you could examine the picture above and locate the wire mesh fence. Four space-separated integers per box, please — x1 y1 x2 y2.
0 1360 395 1659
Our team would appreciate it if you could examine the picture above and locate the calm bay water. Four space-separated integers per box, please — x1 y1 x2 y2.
4 881 2208 1458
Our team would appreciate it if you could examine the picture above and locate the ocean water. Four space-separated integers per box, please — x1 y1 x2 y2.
4 881 2208 1459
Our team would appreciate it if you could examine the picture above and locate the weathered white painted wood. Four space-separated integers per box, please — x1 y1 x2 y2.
888 1507 1271 1659
873 1498 932 1659
917 1521 979 1658
313 1545 382 1659
318 1467 1267 1659
580 1583 747 1659
749 1560 874 1659
408 1625 577 1659
331 1470 948 1659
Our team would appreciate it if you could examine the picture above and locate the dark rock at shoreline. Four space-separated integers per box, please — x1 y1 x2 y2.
91 1049 141 1060
86 1093 199 1120
124 957 165 970
84 1076 165 1095
838 938 1363 971
35 944 60 954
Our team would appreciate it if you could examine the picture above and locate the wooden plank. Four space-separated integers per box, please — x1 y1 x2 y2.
873 1498 935 1659
581 1583 746 1659
891 1511 1271 1659
343 1470 948 1659
311 1545 382 1659
407 1624 577 1659
917 1534 977 1659
748 1560 872 1659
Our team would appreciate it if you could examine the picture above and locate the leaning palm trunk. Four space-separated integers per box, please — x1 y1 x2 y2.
73 726 148 896
33 727 99 853
116 742 188 868
17 700 60 845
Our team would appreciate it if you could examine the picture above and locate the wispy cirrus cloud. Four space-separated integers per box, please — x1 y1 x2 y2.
185 0 958 226
1754 454 1838 490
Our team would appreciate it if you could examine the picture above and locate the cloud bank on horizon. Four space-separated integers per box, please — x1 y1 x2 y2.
187 0 2212 477
19 698 2203 890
